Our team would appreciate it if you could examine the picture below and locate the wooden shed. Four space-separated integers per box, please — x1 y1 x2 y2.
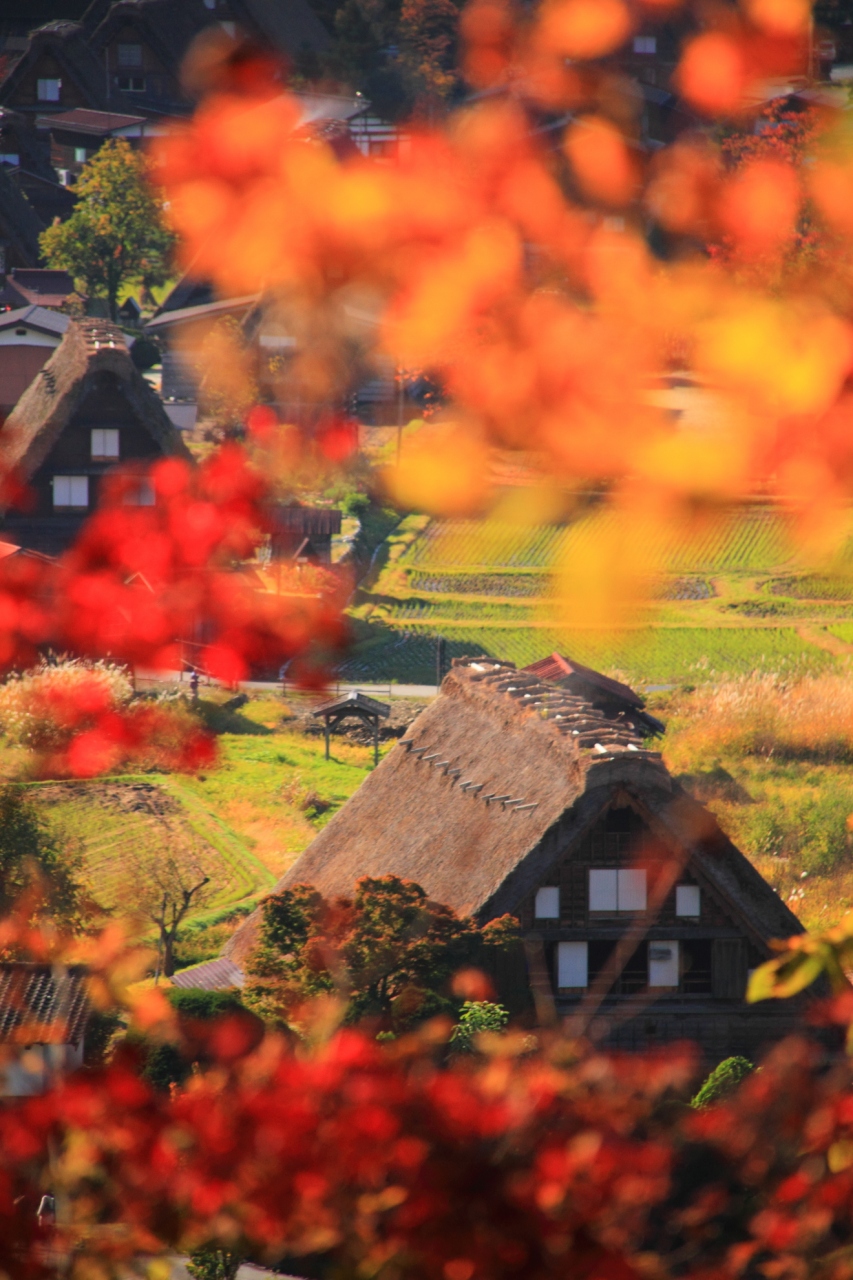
226 656 807 1060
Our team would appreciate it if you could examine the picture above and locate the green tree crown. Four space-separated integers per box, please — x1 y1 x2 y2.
39 138 176 320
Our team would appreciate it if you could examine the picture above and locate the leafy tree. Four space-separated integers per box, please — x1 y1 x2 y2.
449 999 509 1053
40 139 175 321
244 875 519 1031
0 784 88 942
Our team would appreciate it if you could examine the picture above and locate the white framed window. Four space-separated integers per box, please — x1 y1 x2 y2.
74 147 87 164
649 941 679 987
117 43 143 67
91 428 119 460
633 35 657 53
535 886 560 919
52 475 88 508
589 868 647 912
57 169 71 187
676 885 701 917
117 75 145 92
37 79 61 102
557 941 588 988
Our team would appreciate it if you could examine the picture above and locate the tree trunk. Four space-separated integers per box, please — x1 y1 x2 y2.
162 931 176 978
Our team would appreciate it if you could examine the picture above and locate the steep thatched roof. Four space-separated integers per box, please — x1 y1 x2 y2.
226 658 804 968
1 319 193 479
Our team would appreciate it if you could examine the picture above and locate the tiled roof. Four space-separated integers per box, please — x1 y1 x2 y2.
171 957 245 990
0 963 90 1045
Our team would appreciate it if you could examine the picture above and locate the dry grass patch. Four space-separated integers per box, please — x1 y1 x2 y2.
663 672 853 772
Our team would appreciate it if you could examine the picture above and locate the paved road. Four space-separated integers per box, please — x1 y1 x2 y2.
136 672 439 700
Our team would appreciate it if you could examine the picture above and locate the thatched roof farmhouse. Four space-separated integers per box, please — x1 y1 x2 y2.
0 318 191 553
220 657 805 1059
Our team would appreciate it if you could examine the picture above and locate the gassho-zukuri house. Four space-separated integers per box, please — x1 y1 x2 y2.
214 656 806 1059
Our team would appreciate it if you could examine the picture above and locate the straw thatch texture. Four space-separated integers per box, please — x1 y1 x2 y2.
1 319 192 481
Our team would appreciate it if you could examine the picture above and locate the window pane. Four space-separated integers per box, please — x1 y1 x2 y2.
92 428 119 458
617 868 647 911
535 886 560 919
558 941 588 988
37 79 61 102
676 885 701 917
52 476 69 506
649 941 679 987
589 868 617 911
69 477 88 507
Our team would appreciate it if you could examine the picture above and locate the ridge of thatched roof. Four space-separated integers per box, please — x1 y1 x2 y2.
1 319 193 479
225 656 803 969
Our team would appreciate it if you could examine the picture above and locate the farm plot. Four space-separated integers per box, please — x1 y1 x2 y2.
401 507 800 576
769 575 853 600
27 779 273 918
408 571 550 597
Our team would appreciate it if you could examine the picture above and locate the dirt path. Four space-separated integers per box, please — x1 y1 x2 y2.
795 624 853 657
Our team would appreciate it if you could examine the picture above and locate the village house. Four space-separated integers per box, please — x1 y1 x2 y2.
0 317 192 554
0 962 90 1096
0 165 43 274
0 0 331 127
36 107 154 187
0 303 69 417
220 656 805 1060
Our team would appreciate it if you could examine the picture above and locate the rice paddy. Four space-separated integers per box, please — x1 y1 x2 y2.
344 505 853 686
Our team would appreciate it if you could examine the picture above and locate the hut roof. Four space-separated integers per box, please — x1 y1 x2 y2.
0 304 69 339
1 318 193 480
225 658 804 968
522 652 645 708
1 269 81 309
0 963 90 1045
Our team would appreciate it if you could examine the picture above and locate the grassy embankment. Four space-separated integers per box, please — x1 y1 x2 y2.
5 694 387 964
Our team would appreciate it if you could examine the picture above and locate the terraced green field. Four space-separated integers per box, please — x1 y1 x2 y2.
343 505 853 686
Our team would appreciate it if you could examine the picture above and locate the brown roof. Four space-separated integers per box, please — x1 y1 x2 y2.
38 108 147 135
272 504 342 536
225 657 804 969
523 653 645 708
0 269 81 309
1 318 193 480
0 963 90 1045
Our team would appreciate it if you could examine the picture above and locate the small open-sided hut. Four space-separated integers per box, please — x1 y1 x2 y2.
0 317 192 553
225 656 806 1060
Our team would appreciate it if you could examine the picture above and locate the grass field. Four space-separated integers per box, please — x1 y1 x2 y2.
343 505 853 686
10 695 384 958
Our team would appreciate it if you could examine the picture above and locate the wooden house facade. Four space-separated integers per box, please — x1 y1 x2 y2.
0 318 192 553
224 657 807 1061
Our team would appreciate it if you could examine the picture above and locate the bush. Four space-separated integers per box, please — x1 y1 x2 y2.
343 491 371 517
0 659 132 751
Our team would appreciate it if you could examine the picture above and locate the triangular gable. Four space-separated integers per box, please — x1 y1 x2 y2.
1 320 192 482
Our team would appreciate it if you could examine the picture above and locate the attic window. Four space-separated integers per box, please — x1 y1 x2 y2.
117 43 143 68
589 868 646 913
91 428 119 460
52 476 88 509
633 35 657 52
117 76 145 92
534 886 560 919
676 885 701 917
37 79 61 102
